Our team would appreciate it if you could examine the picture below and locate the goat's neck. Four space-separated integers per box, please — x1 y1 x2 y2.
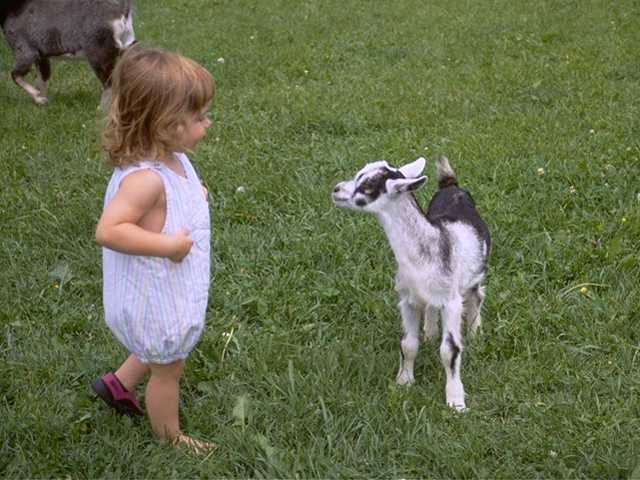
376 194 439 265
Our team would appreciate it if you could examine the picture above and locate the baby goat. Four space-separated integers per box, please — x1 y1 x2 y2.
1 0 135 105
332 156 490 410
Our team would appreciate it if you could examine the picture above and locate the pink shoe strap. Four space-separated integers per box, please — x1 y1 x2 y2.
103 372 140 405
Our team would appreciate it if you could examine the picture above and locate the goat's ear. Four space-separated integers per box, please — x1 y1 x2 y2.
399 157 426 178
386 176 427 195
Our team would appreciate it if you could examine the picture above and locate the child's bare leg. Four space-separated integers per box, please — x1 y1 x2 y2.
146 360 183 440
146 360 216 452
115 354 151 391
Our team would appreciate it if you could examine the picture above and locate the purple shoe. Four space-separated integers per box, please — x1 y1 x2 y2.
91 372 144 416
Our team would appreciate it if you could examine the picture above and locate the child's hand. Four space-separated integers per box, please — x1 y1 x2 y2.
169 229 193 262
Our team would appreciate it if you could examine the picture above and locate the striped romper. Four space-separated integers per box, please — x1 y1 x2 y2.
102 153 210 364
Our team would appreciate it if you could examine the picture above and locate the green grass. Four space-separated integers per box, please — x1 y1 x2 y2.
1 0 640 477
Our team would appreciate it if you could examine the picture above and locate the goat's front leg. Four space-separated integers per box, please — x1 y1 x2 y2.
440 296 466 410
12 55 48 105
396 297 422 386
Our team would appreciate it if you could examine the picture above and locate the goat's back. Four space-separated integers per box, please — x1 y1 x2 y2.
2 0 125 33
426 185 491 257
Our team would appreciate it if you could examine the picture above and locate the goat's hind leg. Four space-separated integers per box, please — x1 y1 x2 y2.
396 297 422 386
464 284 485 336
440 296 466 410
422 304 440 341
35 58 51 100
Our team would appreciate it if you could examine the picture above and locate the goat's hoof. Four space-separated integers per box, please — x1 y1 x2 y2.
446 399 467 412
34 96 48 105
446 384 466 411
395 371 415 386
447 402 468 413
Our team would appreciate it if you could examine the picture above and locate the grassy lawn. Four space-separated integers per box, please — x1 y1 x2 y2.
1 0 639 477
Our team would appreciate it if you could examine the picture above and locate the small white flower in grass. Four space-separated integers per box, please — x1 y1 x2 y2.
569 186 576 194
580 287 588 295
536 167 545 176
216 57 225 64
550 450 558 458
236 186 246 194
622 217 627 223
589 129 595 134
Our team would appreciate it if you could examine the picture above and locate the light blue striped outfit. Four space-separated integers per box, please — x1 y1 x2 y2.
102 153 210 364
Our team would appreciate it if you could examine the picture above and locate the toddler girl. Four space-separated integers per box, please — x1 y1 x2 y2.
91 44 215 452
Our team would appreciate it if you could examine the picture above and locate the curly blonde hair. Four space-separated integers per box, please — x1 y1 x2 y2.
102 44 215 167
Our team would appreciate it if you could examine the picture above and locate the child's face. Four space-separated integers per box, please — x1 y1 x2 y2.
180 106 212 151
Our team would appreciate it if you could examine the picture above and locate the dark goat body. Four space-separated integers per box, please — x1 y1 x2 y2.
1 0 134 104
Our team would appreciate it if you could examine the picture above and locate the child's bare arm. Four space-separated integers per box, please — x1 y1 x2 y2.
96 170 192 262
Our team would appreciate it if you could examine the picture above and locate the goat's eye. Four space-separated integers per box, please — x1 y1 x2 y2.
358 183 375 195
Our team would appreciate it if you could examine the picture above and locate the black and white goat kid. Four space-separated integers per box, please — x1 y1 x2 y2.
1 0 135 105
332 156 490 410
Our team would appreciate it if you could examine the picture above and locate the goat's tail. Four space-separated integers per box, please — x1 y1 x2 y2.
1 1 28 26
436 156 458 189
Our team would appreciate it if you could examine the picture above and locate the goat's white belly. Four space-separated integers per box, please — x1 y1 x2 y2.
395 267 454 307
60 51 86 60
